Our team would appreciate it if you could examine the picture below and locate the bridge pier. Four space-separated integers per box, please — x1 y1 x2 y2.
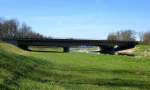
63 47 70 53
99 45 115 54
18 45 30 51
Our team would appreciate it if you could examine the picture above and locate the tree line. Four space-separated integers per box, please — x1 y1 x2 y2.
107 30 150 45
0 18 48 39
0 18 150 44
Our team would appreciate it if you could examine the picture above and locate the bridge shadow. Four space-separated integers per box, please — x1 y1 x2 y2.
90 51 115 55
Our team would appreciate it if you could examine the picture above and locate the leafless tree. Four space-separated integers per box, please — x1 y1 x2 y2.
107 33 117 40
143 31 150 45
107 30 136 41
0 19 19 39
138 32 144 42
0 18 48 40
119 30 135 41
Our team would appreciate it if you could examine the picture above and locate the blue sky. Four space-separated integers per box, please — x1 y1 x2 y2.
0 0 150 39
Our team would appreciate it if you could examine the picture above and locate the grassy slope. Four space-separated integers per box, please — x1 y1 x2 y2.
0 42 150 90
135 45 150 57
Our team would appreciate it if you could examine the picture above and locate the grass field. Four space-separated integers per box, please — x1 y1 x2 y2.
0 42 150 90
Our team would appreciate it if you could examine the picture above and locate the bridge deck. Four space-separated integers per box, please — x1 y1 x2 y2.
17 39 138 47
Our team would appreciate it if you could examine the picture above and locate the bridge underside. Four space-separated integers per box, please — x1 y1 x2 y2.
18 44 136 54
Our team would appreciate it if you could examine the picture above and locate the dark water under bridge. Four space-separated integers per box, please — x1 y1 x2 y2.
3 39 139 54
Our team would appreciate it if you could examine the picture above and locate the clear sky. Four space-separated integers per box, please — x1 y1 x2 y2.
0 0 150 39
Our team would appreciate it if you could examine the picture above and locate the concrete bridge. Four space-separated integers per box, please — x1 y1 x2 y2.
3 39 139 54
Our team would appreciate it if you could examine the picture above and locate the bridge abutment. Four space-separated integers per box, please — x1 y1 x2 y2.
18 45 30 51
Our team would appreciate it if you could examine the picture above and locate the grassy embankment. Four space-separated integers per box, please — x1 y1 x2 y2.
0 41 150 90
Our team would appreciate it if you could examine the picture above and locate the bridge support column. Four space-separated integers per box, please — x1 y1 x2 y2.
63 47 70 53
18 45 29 51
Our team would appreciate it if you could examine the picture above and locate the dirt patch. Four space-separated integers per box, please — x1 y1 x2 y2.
116 48 135 56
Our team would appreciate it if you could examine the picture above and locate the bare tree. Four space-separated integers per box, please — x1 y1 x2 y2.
139 32 144 42
107 33 117 40
0 18 48 40
0 19 3 39
0 19 19 39
17 23 32 38
107 30 136 41
143 31 150 45
119 30 135 41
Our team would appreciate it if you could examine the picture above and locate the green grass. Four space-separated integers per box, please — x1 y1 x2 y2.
135 45 150 57
0 42 150 90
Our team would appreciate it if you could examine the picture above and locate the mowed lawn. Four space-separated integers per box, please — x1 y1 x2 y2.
0 42 150 90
